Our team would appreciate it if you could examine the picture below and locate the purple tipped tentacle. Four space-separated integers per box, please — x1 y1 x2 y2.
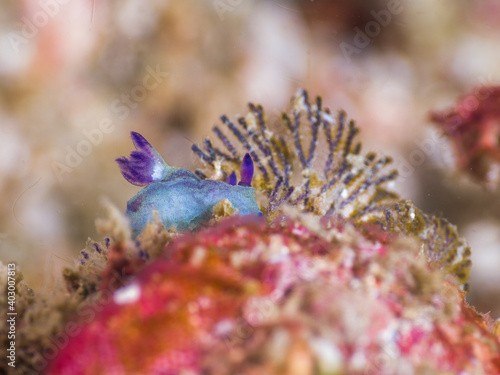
238 153 254 187
116 132 170 186
131 131 150 150
227 171 237 185
116 156 152 186
130 132 168 167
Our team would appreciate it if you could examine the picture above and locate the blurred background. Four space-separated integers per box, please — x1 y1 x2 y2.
1 0 499 316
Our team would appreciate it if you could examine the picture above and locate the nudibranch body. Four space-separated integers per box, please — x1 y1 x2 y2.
116 132 261 236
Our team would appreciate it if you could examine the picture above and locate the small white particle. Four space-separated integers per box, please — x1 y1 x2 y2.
213 160 224 180
310 337 343 373
322 112 335 123
214 319 234 336
114 283 141 305
341 189 349 199
190 246 206 266
409 207 415 220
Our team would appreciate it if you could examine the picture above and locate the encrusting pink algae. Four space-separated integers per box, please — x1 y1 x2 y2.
2 90 500 374
46 213 500 374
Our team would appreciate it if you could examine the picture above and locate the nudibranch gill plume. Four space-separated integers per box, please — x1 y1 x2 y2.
116 132 261 236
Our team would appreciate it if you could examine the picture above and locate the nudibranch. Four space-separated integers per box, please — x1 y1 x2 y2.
116 132 261 236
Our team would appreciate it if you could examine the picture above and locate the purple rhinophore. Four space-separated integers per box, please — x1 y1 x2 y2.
104 237 110 248
116 131 170 186
93 243 102 253
116 152 153 186
227 171 237 186
238 153 254 187
80 250 89 260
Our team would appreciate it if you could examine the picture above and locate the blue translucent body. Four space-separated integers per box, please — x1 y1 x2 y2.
127 169 261 234
117 132 261 236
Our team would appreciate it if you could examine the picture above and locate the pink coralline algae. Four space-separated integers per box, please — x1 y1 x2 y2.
46 215 500 374
430 85 500 185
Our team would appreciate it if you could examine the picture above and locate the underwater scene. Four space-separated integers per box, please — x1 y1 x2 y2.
1 1 500 374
